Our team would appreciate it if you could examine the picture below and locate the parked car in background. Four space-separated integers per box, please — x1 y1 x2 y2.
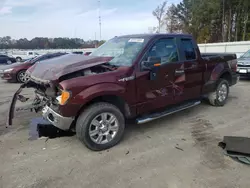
8 34 239 151
237 49 250 78
0 52 67 83
0 54 17 65
10 51 39 62
72 51 83 54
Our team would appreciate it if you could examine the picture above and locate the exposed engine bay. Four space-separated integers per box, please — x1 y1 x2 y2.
58 63 116 82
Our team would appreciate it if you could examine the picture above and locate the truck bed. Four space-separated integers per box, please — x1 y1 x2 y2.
201 53 237 62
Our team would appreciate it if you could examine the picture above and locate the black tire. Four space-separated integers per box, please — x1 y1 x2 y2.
17 70 28 83
76 102 125 151
208 79 229 106
16 57 22 62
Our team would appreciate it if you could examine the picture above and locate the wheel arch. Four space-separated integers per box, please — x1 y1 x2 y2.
218 71 232 85
81 95 131 116
71 94 134 130
16 56 22 60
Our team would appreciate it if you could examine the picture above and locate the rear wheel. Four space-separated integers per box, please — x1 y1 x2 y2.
6 60 12 64
16 57 22 62
208 79 229 106
17 70 29 83
76 102 125 151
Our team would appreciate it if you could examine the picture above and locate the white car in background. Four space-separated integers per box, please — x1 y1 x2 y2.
9 51 39 62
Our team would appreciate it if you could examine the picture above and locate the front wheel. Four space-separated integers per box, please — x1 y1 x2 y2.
208 79 229 106
76 102 125 151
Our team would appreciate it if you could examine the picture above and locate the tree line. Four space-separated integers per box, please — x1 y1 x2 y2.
0 36 105 49
153 0 250 43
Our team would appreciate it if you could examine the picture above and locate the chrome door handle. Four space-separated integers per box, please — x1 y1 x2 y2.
175 69 184 76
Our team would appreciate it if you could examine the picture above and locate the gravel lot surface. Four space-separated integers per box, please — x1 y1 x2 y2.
1 78 250 188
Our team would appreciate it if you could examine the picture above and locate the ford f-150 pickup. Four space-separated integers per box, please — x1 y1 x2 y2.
7 34 239 151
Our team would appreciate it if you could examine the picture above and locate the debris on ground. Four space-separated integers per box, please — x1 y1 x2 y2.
175 146 184 151
68 168 74 175
219 136 250 165
29 117 75 142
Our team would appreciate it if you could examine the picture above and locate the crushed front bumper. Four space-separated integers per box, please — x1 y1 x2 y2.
42 106 74 131
7 81 74 131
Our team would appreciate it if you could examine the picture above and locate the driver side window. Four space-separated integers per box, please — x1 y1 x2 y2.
147 38 179 65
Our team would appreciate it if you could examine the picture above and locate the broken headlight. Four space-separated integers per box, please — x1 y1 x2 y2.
56 90 71 105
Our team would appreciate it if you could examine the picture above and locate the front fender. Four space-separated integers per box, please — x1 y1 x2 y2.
72 83 126 104
58 83 127 117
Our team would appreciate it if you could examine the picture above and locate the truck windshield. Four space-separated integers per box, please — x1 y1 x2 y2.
90 37 147 66
242 50 250 58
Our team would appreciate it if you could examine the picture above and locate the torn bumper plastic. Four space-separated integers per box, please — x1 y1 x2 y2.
7 83 28 127
42 105 74 131
7 81 48 127
7 80 74 131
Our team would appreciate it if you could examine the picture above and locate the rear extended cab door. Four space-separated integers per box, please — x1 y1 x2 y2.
174 37 204 102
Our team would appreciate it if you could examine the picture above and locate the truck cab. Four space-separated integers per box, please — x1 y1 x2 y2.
8 34 239 151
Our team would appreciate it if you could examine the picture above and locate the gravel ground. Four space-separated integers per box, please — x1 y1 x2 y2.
1 78 250 188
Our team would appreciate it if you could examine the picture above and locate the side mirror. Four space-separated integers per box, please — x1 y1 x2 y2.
142 56 161 80
142 56 161 70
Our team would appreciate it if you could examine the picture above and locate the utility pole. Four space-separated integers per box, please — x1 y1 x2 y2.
222 0 225 42
98 0 102 41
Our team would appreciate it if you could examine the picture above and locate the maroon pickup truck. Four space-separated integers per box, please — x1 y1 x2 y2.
8 34 239 151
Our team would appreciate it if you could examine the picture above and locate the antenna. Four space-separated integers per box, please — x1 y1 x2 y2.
98 0 102 41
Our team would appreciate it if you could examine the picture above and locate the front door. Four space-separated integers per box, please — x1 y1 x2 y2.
135 37 182 115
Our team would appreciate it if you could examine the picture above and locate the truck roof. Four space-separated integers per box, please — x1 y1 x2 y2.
116 33 193 39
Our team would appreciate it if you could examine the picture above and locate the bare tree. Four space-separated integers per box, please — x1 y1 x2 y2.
152 1 167 33
165 4 181 33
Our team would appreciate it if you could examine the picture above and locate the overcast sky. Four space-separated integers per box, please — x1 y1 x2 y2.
0 0 180 40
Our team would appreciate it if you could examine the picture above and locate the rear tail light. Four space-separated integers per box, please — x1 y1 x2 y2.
231 60 237 72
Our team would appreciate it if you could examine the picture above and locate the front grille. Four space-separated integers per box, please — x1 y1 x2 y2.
238 64 250 67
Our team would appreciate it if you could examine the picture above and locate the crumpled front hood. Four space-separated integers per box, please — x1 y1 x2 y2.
27 54 113 83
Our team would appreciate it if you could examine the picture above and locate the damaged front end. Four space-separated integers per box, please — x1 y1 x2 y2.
7 54 118 130
6 79 67 129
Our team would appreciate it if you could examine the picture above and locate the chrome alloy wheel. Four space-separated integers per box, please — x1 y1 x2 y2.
218 83 228 102
88 112 119 145
18 71 30 83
